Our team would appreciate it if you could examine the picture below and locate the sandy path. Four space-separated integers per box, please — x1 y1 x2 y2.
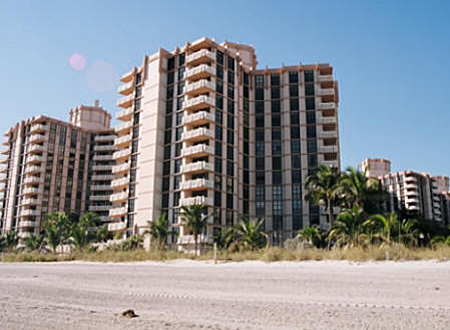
0 260 449 329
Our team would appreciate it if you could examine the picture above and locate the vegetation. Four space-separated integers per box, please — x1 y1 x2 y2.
179 204 214 255
146 213 169 250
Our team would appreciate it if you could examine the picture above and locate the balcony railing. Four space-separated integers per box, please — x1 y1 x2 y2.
21 209 41 217
186 49 215 66
24 176 43 185
182 127 214 142
117 94 135 108
90 195 111 201
185 79 215 96
180 178 214 191
113 149 131 161
317 116 336 124
24 166 43 174
109 206 128 218
120 68 135 83
89 205 111 212
114 134 132 147
94 145 116 152
93 154 113 161
182 111 214 126
26 156 46 164
110 191 128 203
95 135 116 142
91 174 114 181
28 144 45 154
319 146 338 153
116 107 134 121
180 161 214 174
318 102 336 110
117 81 134 95
112 163 130 175
181 144 214 157
18 232 32 238
317 88 335 96
90 184 113 191
108 221 127 231
29 134 48 144
180 196 213 207
115 121 133 134
111 177 129 189
30 124 49 133
318 131 338 139
92 164 113 171
318 75 333 82
18 221 36 228
185 64 215 80
183 95 215 111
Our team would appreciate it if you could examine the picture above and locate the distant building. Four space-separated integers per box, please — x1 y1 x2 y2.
0 101 116 239
111 37 341 245
361 158 447 223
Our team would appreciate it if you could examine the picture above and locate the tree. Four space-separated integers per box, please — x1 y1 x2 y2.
25 233 46 252
305 165 341 225
339 166 381 213
297 225 322 247
328 206 367 248
216 226 239 250
70 223 90 251
147 213 169 249
5 231 19 251
95 224 111 243
43 212 70 254
179 204 213 255
0 235 6 252
235 218 267 250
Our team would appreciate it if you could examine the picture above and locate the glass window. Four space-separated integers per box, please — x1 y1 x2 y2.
306 111 316 124
273 156 282 170
272 128 281 141
255 88 264 100
255 130 265 141
271 74 280 86
306 126 316 138
255 101 264 114
307 140 317 153
227 71 234 85
290 112 299 125
178 53 185 66
306 97 315 110
271 87 280 99
290 98 299 111
216 50 224 65
271 100 281 113
289 71 299 84
305 84 315 96
291 126 300 139
272 141 282 155
304 70 314 83
216 80 223 95
292 155 301 168
291 140 301 154
272 115 281 127
255 75 264 88
227 56 235 71
226 161 234 176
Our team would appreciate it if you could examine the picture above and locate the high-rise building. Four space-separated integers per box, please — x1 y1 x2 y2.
111 37 340 244
0 101 115 239
361 158 446 223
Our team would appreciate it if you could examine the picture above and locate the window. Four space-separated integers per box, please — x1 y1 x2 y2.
227 129 234 145
304 70 314 82
168 57 175 71
255 88 264 100
215 141 222 156
177 81 184 95
256 130 265 141
272 115 281 127
272 128 281 141
292 170 302 184
290 112 299 125
217 65 223 79
291 140 301 154
255 75 264 88
308 154 318 168
215 126 223 140
306 111 316 124
256 142 265 156
227 146 233 160
306 98 315 110
216 50 224 65
178 53 185 66
272 142 282 155
215 111 223 126
226 194 233 209
227 100 235 114
271 87 280 99
215 157 222 173
216 95 223 110
305 84 315 96
291 126 300 139
306 126 316 138
289 71 299 84
289 85 298 97
292 155 301 168
227 56 235 71
271 74 280 86
290 98 299 111
273 157 282 170
226 161 234 176
216 80 223 94
271 100 281 113
255 101 264 114
256 157 265 169
273 185 282 200
227 71 234 85
307 139 317 153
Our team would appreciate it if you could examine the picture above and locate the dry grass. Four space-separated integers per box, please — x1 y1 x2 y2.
2 244 450 263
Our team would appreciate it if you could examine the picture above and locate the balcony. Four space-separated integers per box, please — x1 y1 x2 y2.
116 107 134 121
21 198 39 206
26 155 45 165
89 205 111 212
29 134 48 144
182 127 214 142
182 111 214 126
185 79 215 96
95 134 116 142
318 102 336 110
110 191 128 203
181 144 214 157
92 164 113 171
24 176 43 185
112 163 130 175
317 116 337 124
91 174 114 181
109 206 128 218
115 121 133 135
0 156 8 164
117 94 134 108
318 75 333 82
320 160 338 167
90 184 112 191
319 146 338 153
30 124 49 134
21 209 41 217
111 177 129 189
120 68 135 83
90 195 111 201
185 64 215 81
317 88 335 96
0 183 5 191
92 154 113 161
183 95 215 111
18 221 36 228
0 166 7 173
114 135 132 148
1 148 9 155
18 232 32 239
24 166 43 175
113 149 131 162
118 81 134 95
318 131 338 139
180 161 214 174
0 174 6 183
28 144 45 154
108 221 127 231
186 49 215 66
94 144 116 152
180 196 213 207
180 178 214 191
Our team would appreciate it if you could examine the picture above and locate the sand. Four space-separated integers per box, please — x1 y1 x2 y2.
0 260 449 329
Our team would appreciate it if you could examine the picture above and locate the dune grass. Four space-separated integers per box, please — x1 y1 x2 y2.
2 244 450 263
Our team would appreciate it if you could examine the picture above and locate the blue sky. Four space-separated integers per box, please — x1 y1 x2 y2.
1 0 449 175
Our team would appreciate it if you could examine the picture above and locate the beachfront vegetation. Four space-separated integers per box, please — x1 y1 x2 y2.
1 166 450 262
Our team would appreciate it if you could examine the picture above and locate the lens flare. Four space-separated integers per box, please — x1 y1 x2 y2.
86 61 118 93
69 53 86 71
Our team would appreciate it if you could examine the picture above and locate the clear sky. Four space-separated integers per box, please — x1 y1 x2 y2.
1 0 449 175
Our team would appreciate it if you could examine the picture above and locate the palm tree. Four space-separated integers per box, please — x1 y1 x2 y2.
216 226 239 250
305 165 341 225
5 231 19 251
43 212 70 253
95 224 111 243
297 225 322 247
0 235 6 252
364 212 399 245
328 205 367 248
70 223 90 251
147 213 169 249
339 166 381 213
25 233 46 252
179 204 213 255
235 218 266 250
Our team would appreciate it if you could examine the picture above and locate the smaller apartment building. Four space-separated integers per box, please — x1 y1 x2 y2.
0 101 116 239
361 158 448 224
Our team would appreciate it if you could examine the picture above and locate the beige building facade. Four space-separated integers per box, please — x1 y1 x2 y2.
111 37 340 244
361 158 447 223
0 102 115 239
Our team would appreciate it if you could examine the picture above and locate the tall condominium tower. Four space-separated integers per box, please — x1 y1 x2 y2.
111 37 340 244
361 158 446 223
0 101 115 239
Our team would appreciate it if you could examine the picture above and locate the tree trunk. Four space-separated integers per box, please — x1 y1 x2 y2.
327 197 334 226
194 234 198 256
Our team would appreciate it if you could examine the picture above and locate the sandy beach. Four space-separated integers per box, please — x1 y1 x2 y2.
0 260 449 329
